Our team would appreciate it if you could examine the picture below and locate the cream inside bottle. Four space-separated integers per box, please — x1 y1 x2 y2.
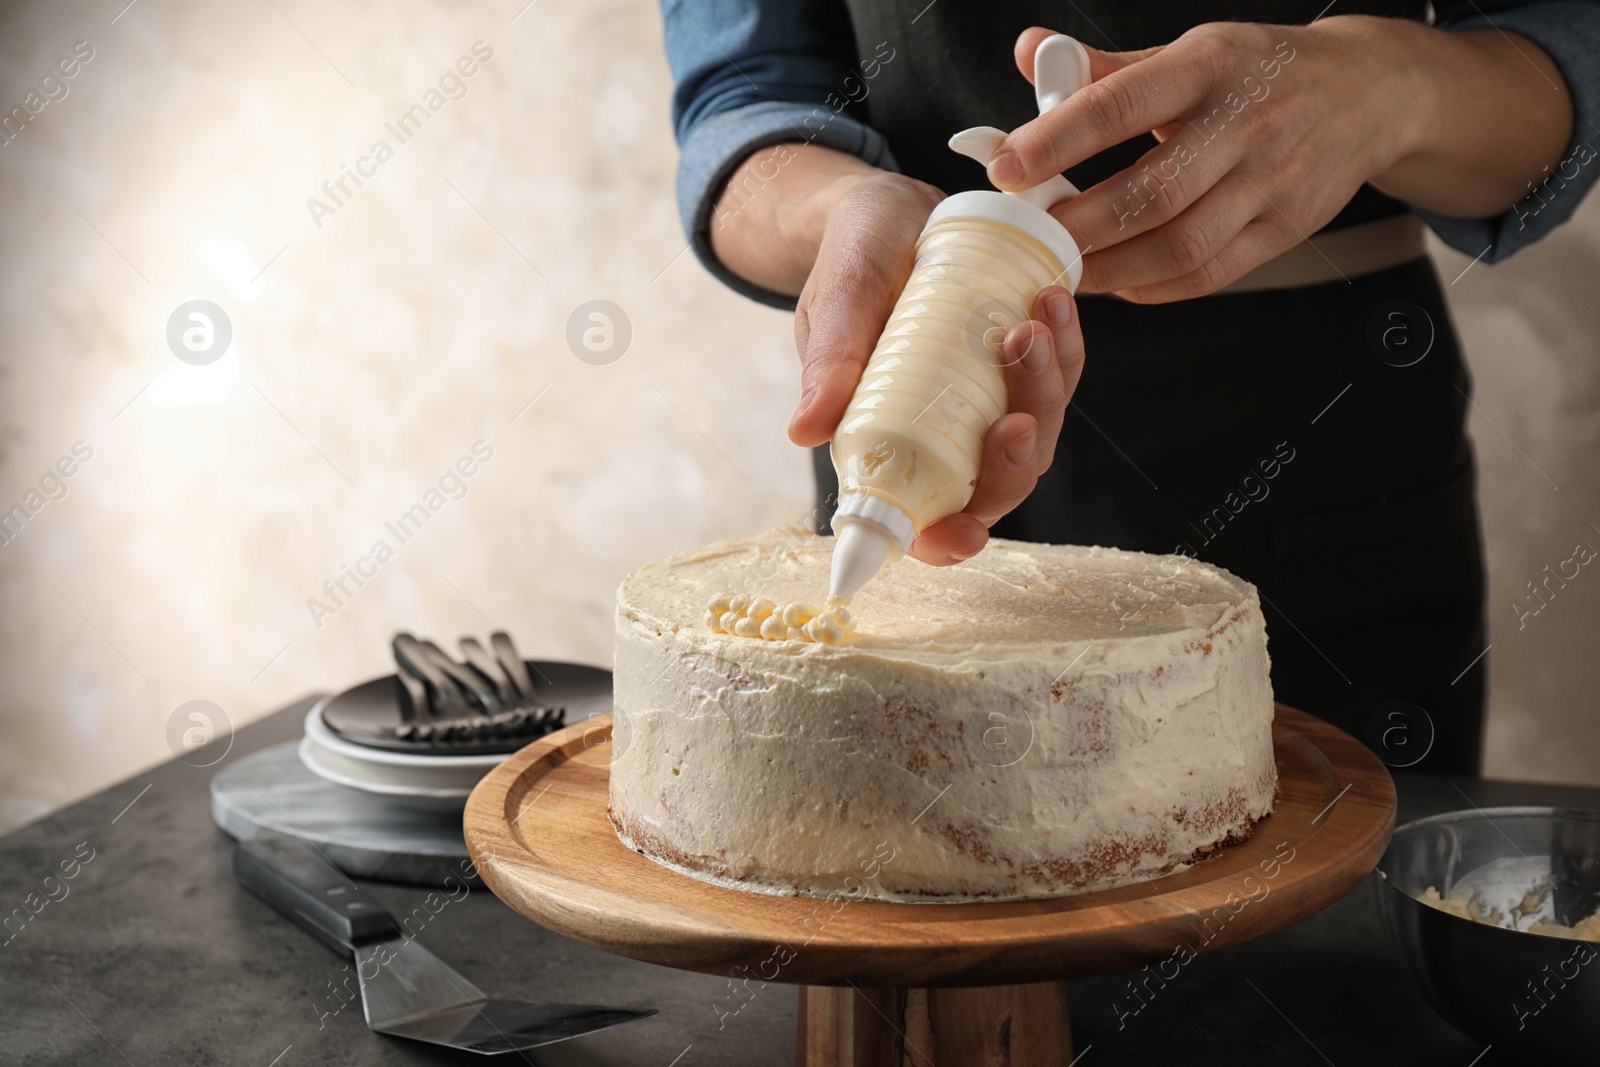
828 33 1092 605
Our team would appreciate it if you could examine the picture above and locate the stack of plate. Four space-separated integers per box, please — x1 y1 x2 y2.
297 660 612 814
299 702 506 813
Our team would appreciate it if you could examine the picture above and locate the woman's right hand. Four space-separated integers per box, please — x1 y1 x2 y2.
787 171 1085 567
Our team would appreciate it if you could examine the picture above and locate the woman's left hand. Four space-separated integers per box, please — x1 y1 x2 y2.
988 18 1435 302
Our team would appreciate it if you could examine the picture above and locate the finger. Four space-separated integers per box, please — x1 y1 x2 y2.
789 201 920 447
909 512 989 566
908 409 1041 566
1013 27 1163 85
1075 174 1261 293
1036 289 1087 411
962 410 1041 528
1053 124 1246 255
990 43 1220 191
1009 288 1083 475
1115 214 1299 303
993 321 1063 477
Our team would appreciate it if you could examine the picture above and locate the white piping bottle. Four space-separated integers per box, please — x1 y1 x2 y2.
828 35 1092 603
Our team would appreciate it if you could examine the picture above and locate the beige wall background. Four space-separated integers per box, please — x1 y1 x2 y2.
0 0 1595 834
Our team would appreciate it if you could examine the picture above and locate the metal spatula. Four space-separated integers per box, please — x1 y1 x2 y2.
234 833 655 1054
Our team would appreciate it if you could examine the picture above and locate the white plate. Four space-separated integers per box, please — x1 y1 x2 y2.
297 704 508 810
296 738 472 814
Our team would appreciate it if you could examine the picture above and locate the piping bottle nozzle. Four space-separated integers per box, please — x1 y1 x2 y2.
828 494 916 605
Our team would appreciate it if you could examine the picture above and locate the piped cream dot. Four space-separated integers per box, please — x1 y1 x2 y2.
703 591 857 644
811 616 844 644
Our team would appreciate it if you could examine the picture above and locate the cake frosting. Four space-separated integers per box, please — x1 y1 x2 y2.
608 528 1278 902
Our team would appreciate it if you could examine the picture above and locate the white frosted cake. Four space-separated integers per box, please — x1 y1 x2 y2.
608 529 1277 902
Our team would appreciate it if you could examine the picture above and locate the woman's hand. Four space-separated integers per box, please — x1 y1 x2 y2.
786 169 1085 566
991 17 1571 302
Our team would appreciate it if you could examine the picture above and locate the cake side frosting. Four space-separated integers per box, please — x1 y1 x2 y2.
608 529 1277 902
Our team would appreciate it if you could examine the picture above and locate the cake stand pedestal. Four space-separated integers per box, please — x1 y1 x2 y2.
796 981 1072 1065
465 706 1395 1066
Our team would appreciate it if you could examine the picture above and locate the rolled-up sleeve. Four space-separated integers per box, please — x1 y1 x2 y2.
1418 0 1600 261
661 0 899 307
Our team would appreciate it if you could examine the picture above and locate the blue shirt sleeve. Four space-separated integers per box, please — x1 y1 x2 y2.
1418 1 1600 262
661 0 899 308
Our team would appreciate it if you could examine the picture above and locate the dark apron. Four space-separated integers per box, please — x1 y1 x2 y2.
813 0 1487 773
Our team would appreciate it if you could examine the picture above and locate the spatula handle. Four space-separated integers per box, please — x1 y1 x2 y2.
234 833 399 958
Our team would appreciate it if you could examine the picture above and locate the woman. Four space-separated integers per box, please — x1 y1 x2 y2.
660 1 1599 773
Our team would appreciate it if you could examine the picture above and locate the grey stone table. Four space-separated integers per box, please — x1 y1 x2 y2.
2 696 1595 1066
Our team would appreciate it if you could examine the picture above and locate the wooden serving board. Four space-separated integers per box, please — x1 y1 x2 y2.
464 704 1395 990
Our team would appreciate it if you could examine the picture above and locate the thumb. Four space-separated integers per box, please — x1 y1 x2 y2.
789 188 929 447
1013 27 1165 88
789 255 910 449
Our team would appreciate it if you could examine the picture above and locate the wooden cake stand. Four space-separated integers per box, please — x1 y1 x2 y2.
464 705 1394 1066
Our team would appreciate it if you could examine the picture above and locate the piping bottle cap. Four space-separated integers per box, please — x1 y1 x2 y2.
948 33 1089 208
931 36 1093 289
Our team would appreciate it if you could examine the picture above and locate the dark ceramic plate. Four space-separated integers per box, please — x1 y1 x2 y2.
319 661 612 756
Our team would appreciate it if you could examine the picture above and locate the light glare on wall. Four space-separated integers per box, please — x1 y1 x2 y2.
197 237 267 302
147 345 244 408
